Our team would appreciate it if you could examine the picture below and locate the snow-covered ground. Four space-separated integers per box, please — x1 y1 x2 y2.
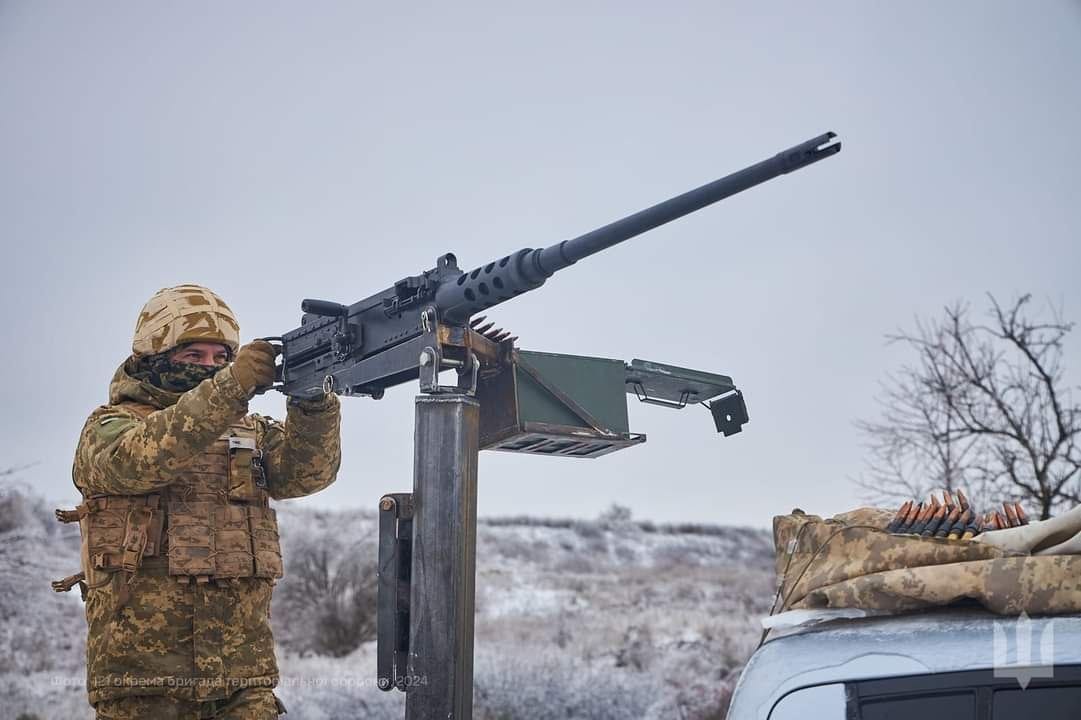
1 482 774 720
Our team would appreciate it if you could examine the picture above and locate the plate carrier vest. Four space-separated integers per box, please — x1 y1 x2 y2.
52 403 284 601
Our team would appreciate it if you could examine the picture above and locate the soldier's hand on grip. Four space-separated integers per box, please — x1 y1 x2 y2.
232 340 279 396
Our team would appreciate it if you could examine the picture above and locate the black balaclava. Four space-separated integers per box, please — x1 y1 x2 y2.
129 345 228 393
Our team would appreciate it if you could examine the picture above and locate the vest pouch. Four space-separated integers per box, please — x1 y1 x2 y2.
120 504 152 573
213 504 255 577
227 437 264 502
249 506 284 579
167 501 216 576
142 497 164 557
87 503 125 566
82 502 124 587
80 495 163 585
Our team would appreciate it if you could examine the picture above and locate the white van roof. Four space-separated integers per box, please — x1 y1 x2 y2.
728 607 1081 720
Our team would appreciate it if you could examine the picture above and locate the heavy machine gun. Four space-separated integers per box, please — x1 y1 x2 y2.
268 132 841 716
272 132 840 401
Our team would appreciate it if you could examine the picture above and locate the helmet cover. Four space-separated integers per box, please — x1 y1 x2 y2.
132 284 240 357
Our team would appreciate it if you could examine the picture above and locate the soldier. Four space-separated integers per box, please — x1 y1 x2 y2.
54 285 342 719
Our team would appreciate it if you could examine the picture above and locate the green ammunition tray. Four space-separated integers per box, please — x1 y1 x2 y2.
477 350 645 458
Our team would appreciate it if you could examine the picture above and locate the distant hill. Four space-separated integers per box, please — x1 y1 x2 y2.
1 481 773 720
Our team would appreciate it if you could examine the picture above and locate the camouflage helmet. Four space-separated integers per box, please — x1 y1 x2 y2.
132 285 240 357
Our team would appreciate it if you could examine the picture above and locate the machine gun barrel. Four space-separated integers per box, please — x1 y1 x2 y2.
277 131 840 399
435 132 839 323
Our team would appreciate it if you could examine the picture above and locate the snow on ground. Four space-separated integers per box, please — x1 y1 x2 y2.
1 483 774 720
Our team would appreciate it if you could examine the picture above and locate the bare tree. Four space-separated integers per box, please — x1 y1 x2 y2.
857 294 1081 519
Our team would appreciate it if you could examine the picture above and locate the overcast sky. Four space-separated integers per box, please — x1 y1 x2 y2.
2 2 1079 526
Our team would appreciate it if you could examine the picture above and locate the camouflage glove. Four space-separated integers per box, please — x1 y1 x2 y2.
230 340 278 396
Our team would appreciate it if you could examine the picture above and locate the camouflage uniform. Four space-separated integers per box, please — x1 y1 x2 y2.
58 286 342 719
771 508 1081 616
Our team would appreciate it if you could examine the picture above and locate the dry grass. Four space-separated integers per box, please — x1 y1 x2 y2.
1 492 775 719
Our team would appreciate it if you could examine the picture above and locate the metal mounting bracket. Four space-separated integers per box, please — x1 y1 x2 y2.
630 381 691 409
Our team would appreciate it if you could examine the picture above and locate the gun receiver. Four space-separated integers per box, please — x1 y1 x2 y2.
277 132 840 399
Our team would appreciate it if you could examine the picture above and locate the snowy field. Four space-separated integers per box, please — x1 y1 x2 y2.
1 482 773 720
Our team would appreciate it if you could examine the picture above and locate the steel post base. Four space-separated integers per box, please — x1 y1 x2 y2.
405 394 479 720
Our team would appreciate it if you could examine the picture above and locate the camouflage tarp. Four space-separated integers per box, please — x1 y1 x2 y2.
978 505 1081 556
772 508 1081 616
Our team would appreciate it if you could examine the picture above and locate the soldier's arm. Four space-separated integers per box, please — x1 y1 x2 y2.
258 393 342 500
74 369 250 495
